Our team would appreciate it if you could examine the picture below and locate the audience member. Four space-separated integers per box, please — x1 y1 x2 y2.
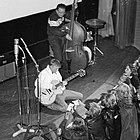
115 83 139 140
101 92 121 140
84 99 108 140
125 64 140 90
58 103 89 140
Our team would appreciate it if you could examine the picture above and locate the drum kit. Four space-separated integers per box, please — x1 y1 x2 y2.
85 18 106 63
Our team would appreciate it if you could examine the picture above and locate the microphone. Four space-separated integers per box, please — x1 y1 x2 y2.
14 39 19 65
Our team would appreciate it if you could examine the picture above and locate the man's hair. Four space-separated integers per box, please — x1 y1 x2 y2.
87 102 101 118
56 3 66 10
49 58 61 68
116 83 132 98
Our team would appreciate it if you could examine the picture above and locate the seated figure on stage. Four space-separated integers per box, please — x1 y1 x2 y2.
34 58 83 112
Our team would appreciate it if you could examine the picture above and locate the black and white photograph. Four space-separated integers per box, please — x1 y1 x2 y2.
0 0 140 140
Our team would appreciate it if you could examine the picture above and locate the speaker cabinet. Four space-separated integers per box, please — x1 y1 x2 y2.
0 62 16 82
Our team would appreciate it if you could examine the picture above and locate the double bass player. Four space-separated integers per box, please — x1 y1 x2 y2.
47 0 90 75
47 2 78 72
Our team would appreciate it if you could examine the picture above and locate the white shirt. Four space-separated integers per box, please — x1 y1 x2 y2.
34 65 62 96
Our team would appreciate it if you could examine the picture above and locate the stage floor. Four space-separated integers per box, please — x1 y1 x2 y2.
0 36 139 140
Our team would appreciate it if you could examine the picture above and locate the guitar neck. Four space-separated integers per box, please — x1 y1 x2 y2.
55 73 79 88
65 73 79 82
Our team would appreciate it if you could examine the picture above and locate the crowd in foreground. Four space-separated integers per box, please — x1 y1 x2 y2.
56 57 140 140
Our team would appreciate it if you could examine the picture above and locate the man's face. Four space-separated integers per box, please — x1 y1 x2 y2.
56 7 65 17
51 65 60 73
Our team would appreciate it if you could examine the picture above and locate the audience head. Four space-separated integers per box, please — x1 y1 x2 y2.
100 93 109 107
73 117 85 127
125 64 132 76
115 83 133 105
100 91 117 108
56 3 66 17
84 99 100 110
105 93 117 108
86 101 102 119
125 63 137 76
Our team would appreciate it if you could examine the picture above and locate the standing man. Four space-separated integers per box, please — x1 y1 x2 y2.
34 58 83 112
47 3 73 71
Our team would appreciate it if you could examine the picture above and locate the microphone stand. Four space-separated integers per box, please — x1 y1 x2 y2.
12 45 34 138
20 38 45 139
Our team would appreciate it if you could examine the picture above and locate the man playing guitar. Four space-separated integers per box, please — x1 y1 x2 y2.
34 58 83 112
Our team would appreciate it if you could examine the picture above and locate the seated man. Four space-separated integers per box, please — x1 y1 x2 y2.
34 58 83 112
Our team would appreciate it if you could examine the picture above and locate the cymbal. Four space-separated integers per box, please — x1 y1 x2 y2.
86 19 106 29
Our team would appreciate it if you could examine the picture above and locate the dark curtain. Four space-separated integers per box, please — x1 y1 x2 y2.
115 0 137 49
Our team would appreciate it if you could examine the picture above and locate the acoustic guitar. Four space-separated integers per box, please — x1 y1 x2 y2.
35 69 86 105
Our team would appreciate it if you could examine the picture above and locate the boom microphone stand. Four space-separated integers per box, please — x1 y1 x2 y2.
20 38 45 139
13 39 34 138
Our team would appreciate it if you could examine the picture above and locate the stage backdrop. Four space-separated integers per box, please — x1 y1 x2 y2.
0 0 78 23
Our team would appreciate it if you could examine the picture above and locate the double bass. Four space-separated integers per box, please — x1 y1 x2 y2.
63 0 88 74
